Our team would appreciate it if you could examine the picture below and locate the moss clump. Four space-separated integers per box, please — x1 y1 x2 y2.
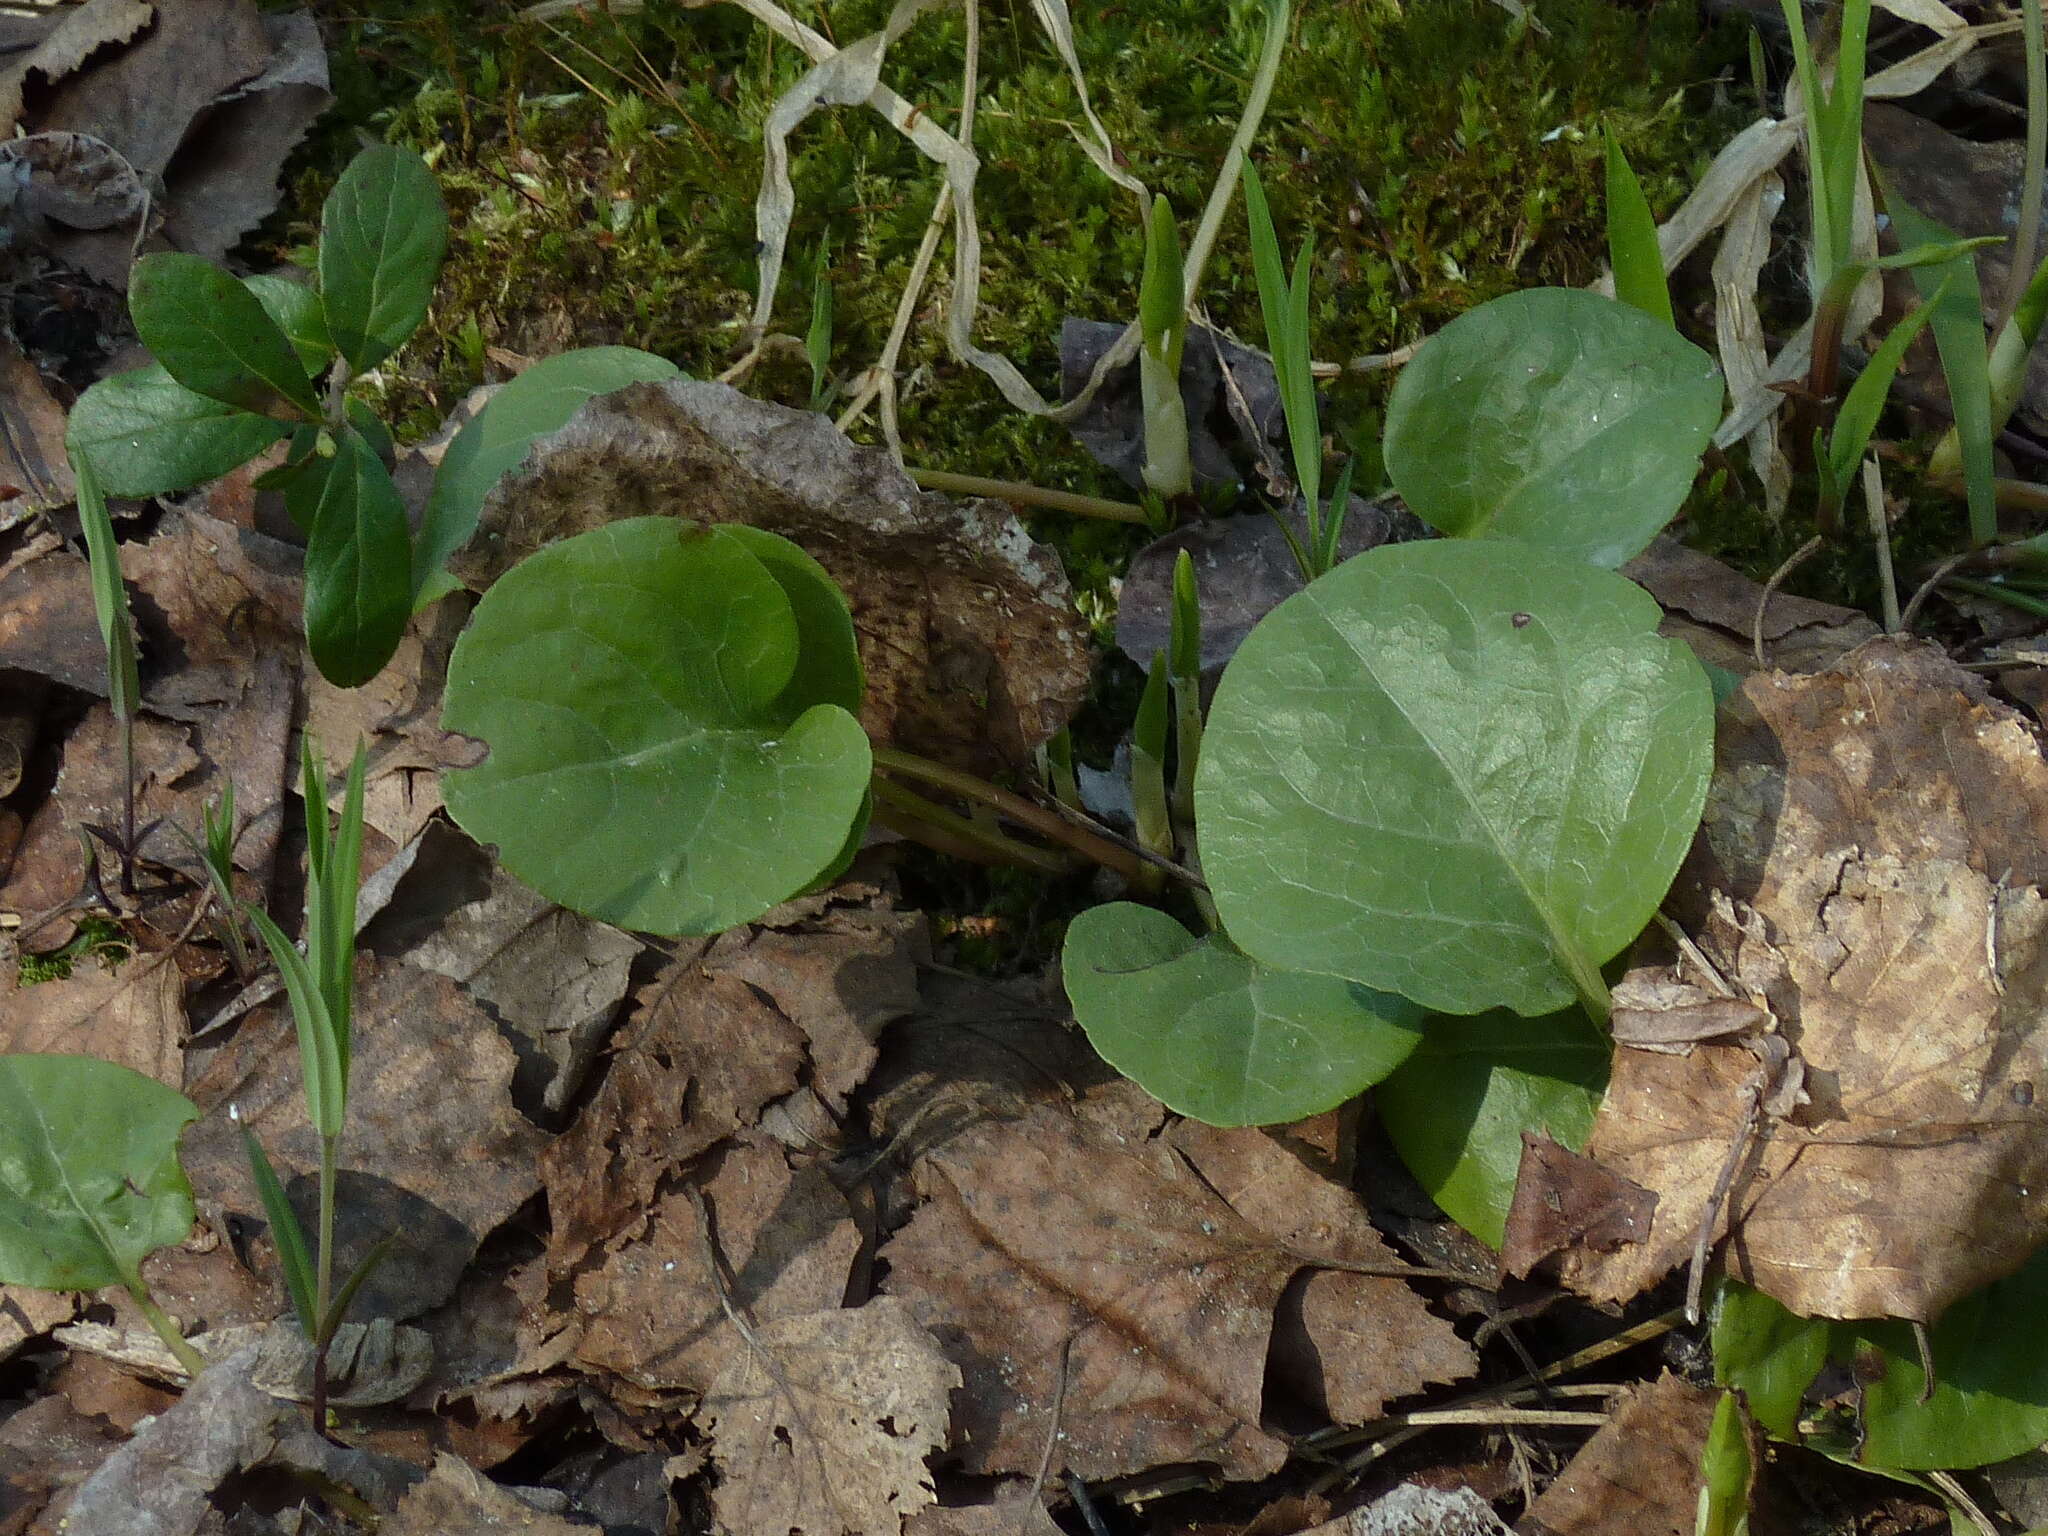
289 0 1746 493
18 916 132 984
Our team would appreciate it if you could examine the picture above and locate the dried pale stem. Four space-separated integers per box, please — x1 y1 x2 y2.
1864 457 1900 632
903 467 1149 523
1753 534 1826 667
870 746 1149 882
870 779 1078 877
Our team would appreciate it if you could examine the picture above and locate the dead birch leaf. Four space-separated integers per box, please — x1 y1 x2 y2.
1563 639 2048 1320
542 949 806 1276
1521 1372 1725 1536
701 1296 957 1536
569 1139 860 1396
0 0 155 136
0 948 184 1086
883 1086 1469 1481
449 379 1090 774
387 1453 600 1535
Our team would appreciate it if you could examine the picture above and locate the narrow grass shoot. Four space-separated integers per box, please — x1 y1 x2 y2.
1130 652 1172 895
241 735 382 1436
806 241 835 412
1604 128 1674 328
70 448 144 893
1168 548 1203 824
1138 193 1193 498
1778 0 1871 294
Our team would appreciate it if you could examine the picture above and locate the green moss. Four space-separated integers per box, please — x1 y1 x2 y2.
288 0 1746 538
18 917 133 985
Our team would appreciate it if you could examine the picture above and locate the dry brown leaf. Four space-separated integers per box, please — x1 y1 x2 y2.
542 948 805 1276
379 827 639 1117
1563 639 2048 1320
182 959 549 1319
0 0 154 136
0 341 73 522
0 547 104 693
1622 536 1877 678
1521 1372 1725 1536
0 1391 127 1535
447 379 1091 775
0 1285 78 1367
905 1492 1064 1535
388 1452 600 1534
883 1085 1468 1482
569 1139 860 1395
1167 1119 1476 1426
701 1296 957 1536
1499 1133 1658 1282
0 949 183 1086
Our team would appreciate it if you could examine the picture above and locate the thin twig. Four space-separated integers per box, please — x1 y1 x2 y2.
1900 550 1973 633
1754 534 1825 668
1027 1332 1078 1511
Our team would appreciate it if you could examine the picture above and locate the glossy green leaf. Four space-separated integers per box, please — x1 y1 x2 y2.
129 252 320 417
1716 1265 2048 1471
297 427 413 688
71 450 137 724
717 523 862 717
318 143 449 373
1197 539 1713 1017
0 1054 199 1291
1383 288 1722 566
241 1125 317 1334
1696 1390 1753 1536
417 345 680 597
242 273 334 376
1605 131 1673 328
1063 903 1424 1126
1375 1006 1608 1247
1882 184 1995 547
245 904 345 1138
442 517 872 936
68 364 286 497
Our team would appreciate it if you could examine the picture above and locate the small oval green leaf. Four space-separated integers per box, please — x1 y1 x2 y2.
442 518 871 936
0 1054 199 1292
1715 1269 2048 1471
318 143 450 373
1384 288 1721 566
298 426 413 689
718 522 862 717
1604 131 1673 328
1063 903 1424 1126
69 364 287 496
417 346 680 597
242 272 334 376
130 252 321 417
1375 1006 1609 1247
1197 539 1713 1017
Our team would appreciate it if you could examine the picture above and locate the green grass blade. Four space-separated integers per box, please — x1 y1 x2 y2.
1605 130 1674 327
1990 250 2048 431
321 741 367 1086
69 450 139 725
239 1123 318 1335
246 903 345 1138
321 1233 397 1344
1132 652 1172 871
1882 182 1996 546
1828 276 1949 495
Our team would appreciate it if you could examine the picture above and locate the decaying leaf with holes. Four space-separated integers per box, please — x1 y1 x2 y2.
1558 638 2048 1322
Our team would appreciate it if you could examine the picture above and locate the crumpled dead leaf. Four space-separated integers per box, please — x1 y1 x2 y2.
386 1453 601 1535
1562 638 2048 1321
0 1390 128 1533
0 337 74 521
700 1296 958 1536
1622 535 1878 678
1520 1372 1731 1536
0 946 184 1086
565 1138 861 1397
882 1083 1473 1482
447 379 1091 774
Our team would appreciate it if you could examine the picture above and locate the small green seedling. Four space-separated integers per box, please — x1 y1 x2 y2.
1137 193 1192 499
71 449 147 895
68 143 450 688
805 241 835 412
0 1053 206 1376
240 736 390 1436
1604 128 1674 329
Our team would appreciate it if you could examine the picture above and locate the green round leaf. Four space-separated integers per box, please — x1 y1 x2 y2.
442 517 871 936
1196 538 1713 1017
69 364 287 497
318 143 450 374
1716 1269 2048 1471
0 1054 199 1292
1063 903 1425 1127
720 522 863 717
1375 1006 1609 1247
417 346 680 597
130 252 321 418
1384 288 1722 567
